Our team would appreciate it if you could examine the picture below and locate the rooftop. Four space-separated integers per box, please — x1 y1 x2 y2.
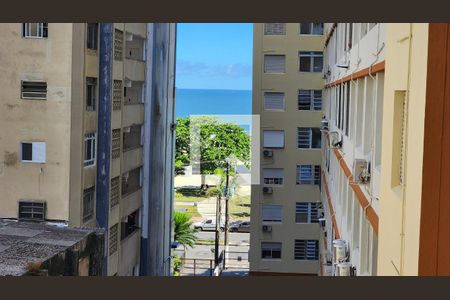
0 219 98 276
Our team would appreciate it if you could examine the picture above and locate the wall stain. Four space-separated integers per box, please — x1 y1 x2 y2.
4 151 18 166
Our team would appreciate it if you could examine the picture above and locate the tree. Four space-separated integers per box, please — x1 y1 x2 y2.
173 211 198 248
175 116 250 175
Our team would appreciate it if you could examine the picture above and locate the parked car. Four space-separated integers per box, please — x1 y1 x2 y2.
229 220 250 233
193 218 225 231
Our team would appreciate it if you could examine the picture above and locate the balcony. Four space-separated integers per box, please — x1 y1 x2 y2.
122 103 144 128
121 188 142 219
124 59 145 82
122 147 143 174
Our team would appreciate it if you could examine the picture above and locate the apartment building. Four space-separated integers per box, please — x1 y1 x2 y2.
250 23 325 275
321 23 450 276
0 23 176 276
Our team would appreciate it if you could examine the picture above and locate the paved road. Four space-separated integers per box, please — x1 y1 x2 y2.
196 231 249 245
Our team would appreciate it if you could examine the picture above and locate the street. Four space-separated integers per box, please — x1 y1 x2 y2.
195 231 249 246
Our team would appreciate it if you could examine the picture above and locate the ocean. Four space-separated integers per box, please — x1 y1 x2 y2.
175 88 252 118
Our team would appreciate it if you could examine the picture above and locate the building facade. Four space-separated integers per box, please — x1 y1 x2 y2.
0 23 176 276
321 23 450 276
250 23 325 275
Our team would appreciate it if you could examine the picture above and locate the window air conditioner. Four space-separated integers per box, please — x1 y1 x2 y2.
263 187 273 194
352 159 371 184
328 131 342 149
320 118 329 132
336 262 356 276
262 225 272 232
263 149 273 158
332 239 349 264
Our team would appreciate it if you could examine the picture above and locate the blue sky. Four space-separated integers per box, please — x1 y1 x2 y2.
176 23 253 91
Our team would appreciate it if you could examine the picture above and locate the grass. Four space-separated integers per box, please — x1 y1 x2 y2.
174 204 201 218
175 187 209 203
229 194 251 219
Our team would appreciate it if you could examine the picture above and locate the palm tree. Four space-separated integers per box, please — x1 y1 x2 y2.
173 211 198 248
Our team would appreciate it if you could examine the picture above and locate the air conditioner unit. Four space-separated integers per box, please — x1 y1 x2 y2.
318 218 326 228
320 118 329 132
263 149 273 158
353 159 371 184
262 225 272 232
328 131 342 149
336 262 356 276
332 239 348 264
263 187 273 194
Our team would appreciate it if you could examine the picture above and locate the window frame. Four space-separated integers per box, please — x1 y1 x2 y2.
298 89 322 111
21 81 47 100
297 127 321 149
20 141 46 163
299 51 323 73
262 204 283 223
83 186 95 223
86 77 97 111
294 239 319 260
296 165 321 185
264 91 285 111
87 23 99 50
263 168 284 186
18 201 46 221
300 23 324 35
261 242 282 259
22 23 48 39
263 130 285 149
264 54 286 74
84 133 97 167
264 23 286 35
295 202 320 224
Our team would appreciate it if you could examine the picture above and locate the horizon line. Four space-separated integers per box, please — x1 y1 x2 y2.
175 87 252 92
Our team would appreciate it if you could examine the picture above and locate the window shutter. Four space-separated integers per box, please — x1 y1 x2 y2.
264 23 286 35
297 128 312 148
264 55 285 73
262 205 282 222
32 142 46 163
263 168 284 179
264 92 285 111
263 130 284 148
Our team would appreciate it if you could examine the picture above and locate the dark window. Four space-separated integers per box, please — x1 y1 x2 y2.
83 187 95 222
22 23 48 38
21 81 47 99
86 77 97 111
109 224 118 255
299 51 323 72
296 202 320 223
345 82 351 136
121 210 139 240
87 23 98 50
298 90 322 111
294 240 319 260
18 202 46 221
297 128 321 149
300 23 324 35
261 242 282 259
121 167 142 196
21 143 33 161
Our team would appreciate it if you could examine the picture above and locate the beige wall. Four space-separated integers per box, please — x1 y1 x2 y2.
377 23 429 276
250 23 324 274
0 23 75 221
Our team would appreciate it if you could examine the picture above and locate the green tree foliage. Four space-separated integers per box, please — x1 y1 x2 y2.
175 116 250 175
173 211 198 248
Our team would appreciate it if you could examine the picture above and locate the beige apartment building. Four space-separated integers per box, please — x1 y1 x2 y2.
250 23 325 275
321 23 450 276
0 23 176 276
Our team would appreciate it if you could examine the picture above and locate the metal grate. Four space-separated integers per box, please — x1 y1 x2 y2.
296 165 321 185
113 80 122 110
298 89 322 110
264 23 286 35
111 128 121 159
114 29 123 61
110 176 120 208
295 202 320 223
18 201 46 221
21 81 47 100
109 223 118 255
83 187 95 222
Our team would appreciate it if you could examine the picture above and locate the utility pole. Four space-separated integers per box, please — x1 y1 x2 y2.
223 160 230 270
214 193 220 267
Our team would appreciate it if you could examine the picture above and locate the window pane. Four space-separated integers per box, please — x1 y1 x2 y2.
298 90 312 110
299 56 311 72
312 23 324 35
300 23 311 34
313 55 323 72
21 143 33 161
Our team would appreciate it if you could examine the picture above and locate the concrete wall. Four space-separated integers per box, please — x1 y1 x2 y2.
377 23 429 276
250 23 324 274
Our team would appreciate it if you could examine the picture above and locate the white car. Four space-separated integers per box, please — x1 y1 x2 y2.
193 218 225 231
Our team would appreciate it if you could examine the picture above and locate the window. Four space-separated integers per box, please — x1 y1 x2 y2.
123 124 143 151
263 168 284 185
299 51 323 72
300 23 324 35
296 165 321 185
83 186 95 222
121 210 139 240
262 205 282 223
264 23 286 35
109 224 118 255
263 130 285 148
84 133 96 167
264 92 285 111
392 90 407 186
113 80 122 110
297 128 321 149
295 202 320 223
86 77 97 111
110 176 120 208
111 129 121 159
261 242 282 259
18 201 46 221
114 29 124 61
264 55 285 73
298 90 322 110
345 82 351 136
87 23 98 50
294 240 319 260
22 23 48 38
122 167 142 196
21 142 46 163
21 81 47 100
